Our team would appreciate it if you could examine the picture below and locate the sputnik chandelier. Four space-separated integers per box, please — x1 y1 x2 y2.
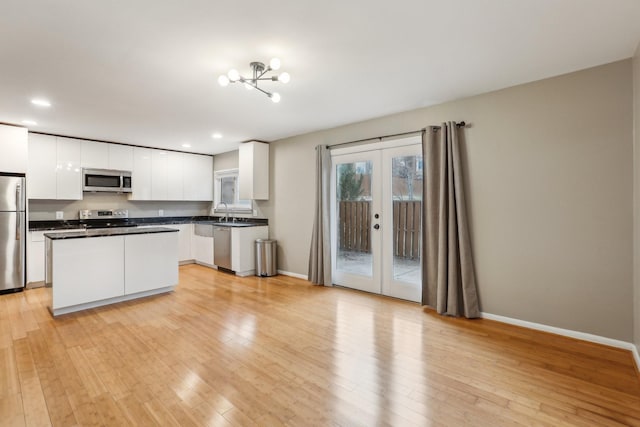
218 58 290 103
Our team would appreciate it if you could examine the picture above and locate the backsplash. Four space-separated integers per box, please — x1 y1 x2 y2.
28 193 212 220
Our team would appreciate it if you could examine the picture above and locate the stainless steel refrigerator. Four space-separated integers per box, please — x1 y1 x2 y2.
0 174 26 292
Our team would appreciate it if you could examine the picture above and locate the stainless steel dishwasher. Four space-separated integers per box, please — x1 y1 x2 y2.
213 226 232 270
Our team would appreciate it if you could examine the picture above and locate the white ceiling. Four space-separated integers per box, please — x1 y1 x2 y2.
1 0 639 155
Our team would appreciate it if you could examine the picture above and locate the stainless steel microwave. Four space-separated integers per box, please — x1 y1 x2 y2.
82 168 132 193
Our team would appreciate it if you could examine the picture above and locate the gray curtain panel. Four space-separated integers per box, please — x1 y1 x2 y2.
308 145 332 285
422 122 480 318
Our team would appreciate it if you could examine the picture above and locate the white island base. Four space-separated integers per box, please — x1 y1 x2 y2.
45 228 178 316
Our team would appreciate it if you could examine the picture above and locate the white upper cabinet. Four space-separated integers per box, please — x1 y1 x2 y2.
27 133 57 199
28 131 212 202
56 137 82 200
81 140 133 171
131 147 152 200
28 134 81 200
183 154 213 201
81 140 109 169
108 145 133 171
167 151 184 200
151 150 168 200
0 124 28 174
239 141 269 200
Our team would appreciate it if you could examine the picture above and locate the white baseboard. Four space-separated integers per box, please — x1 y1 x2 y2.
277 270 308 280
481 312 639 372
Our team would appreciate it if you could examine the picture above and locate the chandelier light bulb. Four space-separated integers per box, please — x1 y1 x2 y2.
219 59 288 102
278 72 290 84
269 58 281 71
227 69 240 81
218 75 230 87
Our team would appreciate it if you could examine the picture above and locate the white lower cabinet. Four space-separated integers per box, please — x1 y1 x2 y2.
231 226 269 276
28 232 46 284
52 236 125 309
189 224 268 274
125 232 179 294
192 224 214 267
48 231 179 316
28 229 83 284
138 224 192 262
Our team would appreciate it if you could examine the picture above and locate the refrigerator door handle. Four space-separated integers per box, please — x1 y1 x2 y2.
15 183 24 211
16 210 21 241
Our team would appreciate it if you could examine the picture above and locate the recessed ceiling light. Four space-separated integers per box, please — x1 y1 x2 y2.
181 143 191 148
22 119 37 126
212 133 223 139
31 98 51 107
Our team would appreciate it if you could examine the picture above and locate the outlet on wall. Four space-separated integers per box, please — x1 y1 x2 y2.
253 209 258 217
55 211 63 220
158 209 164 217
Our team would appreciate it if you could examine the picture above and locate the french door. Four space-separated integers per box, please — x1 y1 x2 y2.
331 138 423 302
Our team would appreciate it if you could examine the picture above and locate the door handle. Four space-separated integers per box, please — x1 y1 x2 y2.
16 212 21 241
16 184 21 209
373 224 380 230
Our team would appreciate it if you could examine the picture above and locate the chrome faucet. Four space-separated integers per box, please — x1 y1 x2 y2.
217 202 229 222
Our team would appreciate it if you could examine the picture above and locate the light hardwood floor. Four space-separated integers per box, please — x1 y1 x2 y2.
1 264 639 426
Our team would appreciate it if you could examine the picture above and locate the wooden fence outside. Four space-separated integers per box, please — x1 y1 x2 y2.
338 200 421 259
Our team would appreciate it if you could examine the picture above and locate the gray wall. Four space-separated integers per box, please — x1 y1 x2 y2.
262 60 634 342
212 150 239 172
634 44 640 354
29 193 211 220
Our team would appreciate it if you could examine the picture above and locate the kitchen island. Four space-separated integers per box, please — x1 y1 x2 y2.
45 227 178 316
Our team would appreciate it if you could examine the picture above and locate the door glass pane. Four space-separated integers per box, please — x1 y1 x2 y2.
391 155 422 285
336 161 372 277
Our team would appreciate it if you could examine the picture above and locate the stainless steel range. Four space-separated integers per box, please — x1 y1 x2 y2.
78 209 136 229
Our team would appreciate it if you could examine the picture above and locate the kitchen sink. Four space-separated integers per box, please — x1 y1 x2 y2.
210 222 254 227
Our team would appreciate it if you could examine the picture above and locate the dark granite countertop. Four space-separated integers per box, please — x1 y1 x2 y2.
30 216 268 231
44 226 179 240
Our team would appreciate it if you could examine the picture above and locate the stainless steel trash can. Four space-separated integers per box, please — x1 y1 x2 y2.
255 239 277 277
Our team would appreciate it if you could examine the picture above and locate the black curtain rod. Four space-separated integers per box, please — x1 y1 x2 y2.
327 121 466 149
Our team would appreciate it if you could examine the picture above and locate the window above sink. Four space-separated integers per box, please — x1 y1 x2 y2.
214 169 252 213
